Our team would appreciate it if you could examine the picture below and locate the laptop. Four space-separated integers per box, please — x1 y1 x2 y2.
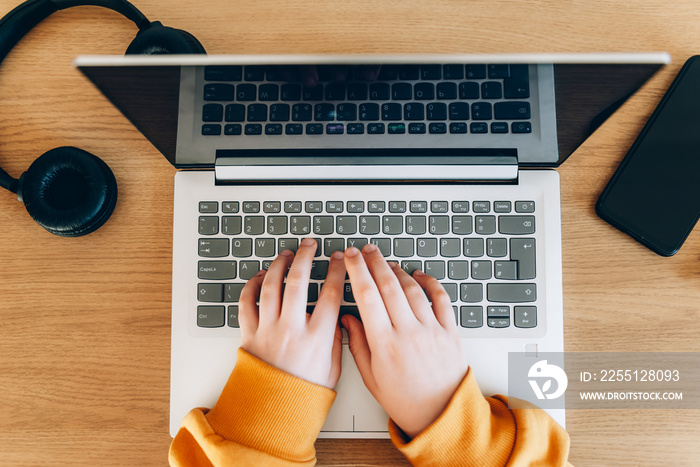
75 52 669 438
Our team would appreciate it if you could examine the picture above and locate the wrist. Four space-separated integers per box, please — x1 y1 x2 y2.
206 349 337 460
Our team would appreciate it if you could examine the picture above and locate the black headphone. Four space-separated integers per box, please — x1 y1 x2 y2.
0 0 205 236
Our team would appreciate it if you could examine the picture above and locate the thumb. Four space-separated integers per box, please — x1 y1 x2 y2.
341 315 376 393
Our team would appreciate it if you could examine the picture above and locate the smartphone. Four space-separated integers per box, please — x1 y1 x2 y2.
596 55 700 256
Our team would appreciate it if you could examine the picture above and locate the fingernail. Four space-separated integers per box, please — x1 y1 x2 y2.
363 243 377 253
331 251 344 260
256 269 267 276
301 238 316 247
280 249 294 256
413 269 425 276
345 247 359 257
388 261 399 269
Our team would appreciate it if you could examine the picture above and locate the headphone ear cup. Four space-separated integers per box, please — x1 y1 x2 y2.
125 21 206 55
18 147 118 237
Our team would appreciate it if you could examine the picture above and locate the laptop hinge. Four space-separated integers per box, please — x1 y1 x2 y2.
214 155 518 183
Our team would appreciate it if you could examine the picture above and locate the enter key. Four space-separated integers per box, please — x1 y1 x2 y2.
510 238 536 279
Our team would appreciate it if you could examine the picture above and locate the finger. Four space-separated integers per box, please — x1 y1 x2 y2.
238 270 266 339
361 244 415 328
359 64 381 81
344 247 392 342
341 315 377 395
299 65 319 87
330 65 350 82
391 264 434 324
258 249 294 326
310 250 345 333
280 238 317 325
412 271 456 329
328 323 343 388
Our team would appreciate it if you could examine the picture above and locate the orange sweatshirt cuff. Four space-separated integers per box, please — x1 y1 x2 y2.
204 348 337 463
389 368 517 467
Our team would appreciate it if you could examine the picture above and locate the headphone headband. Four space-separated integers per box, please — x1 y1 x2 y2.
0 0 149 69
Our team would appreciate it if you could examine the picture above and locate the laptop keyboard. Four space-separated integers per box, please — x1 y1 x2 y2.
200 64 533 138
195 196 538 333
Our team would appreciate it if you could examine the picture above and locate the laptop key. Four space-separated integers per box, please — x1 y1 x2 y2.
499 215 535 234
244 216 264 234
417 238 438 257
291 216 311 234
199 238 229 257
336 216 357 235
448 260 468 280
232 238 253 257
487 283 537 302
224 283 245 302
202 104 223 122
401 261 422 275
197 306 225 328
228 306 240 328
359 103 380 121
198 283 223 302
311 261 329 280
494 261 518 280
367 123 385 134
204 83 234 101
494 101 531 120
224 124 242 135
199 201 218 213
313 216 333 235
475 216 497 235
429 122 447 134
222 216 242 235
510 238 536 279
198 216 219 235
201 124 221 135
244 123 262 135
463 238 484 257
471 260 492 280
278 238 298 253
504 64 530 99
440 238 461 258
460 306 483 328
324 238 344 256
394 238 414 257
198 261 236 280
514 306 537 328
239 261 260 280
369 238 391 257
425 261 445 279
254 238 275 257
460 283 483 302
292 104 312 121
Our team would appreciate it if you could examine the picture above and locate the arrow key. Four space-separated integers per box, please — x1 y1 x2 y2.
515 306 537 328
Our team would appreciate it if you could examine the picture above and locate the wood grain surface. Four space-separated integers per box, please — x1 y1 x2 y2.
0 1 698 465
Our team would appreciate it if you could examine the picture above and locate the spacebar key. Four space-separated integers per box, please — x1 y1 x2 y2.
487 283 537 302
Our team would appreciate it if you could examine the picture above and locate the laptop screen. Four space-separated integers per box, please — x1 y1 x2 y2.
75 54 668 169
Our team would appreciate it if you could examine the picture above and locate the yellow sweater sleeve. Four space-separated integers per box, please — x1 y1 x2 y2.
389 368 572 466
169 348 336 466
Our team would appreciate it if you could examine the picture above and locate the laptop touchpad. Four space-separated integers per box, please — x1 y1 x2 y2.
321 346 389 433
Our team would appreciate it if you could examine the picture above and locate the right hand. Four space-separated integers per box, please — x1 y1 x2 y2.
341 245 469 439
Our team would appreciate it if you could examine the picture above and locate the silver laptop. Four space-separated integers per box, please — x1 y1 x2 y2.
75 52 669 438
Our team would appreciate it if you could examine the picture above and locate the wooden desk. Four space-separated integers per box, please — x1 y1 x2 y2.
1 1 698 465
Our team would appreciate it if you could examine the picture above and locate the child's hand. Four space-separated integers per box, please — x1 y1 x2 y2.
239 238 346 389
342 245 468 439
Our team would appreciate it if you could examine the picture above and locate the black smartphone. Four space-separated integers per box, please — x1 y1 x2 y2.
596 55 700 256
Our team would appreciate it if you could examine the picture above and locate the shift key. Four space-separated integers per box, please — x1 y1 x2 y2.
487 283 536 302
510 238 536 279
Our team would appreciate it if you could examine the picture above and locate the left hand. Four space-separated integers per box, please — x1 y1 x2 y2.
238 238 346 389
